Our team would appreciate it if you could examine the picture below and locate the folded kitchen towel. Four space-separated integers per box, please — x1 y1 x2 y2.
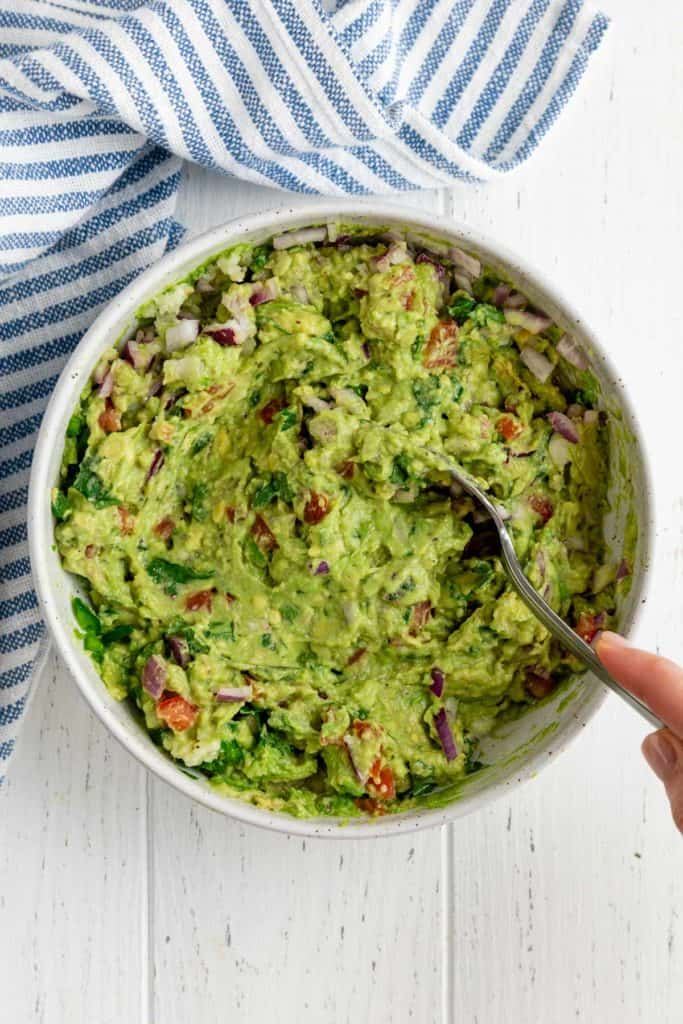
0 0 609 779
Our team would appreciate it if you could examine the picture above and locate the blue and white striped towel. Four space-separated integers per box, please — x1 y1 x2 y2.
0 0 609 779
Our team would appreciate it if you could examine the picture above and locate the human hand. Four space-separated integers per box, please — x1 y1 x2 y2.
595 631 683 834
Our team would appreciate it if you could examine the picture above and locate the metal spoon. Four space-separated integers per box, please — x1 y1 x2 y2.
417 445 661 728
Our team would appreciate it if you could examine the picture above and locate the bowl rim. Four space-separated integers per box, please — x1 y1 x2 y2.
28 197 654 839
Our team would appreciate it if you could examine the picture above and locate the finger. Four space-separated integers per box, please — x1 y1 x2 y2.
642 729 683 835
594 632 683 738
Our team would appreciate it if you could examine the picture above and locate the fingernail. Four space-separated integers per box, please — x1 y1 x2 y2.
593 630 630 653
642 732 678 781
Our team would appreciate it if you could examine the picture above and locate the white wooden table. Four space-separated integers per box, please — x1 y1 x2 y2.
2 3 681 1020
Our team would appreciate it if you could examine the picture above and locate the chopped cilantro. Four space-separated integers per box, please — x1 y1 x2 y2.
281 604 299 623
389 454 410 486
246 537 267 568
51 492 71 522
248 389 262 408
146 558 213 595
101 624 134 644
191 433 212 455
278 408 297 431
249 245 270 273
447 294 476 324
72 458 118 508
252 471 292 508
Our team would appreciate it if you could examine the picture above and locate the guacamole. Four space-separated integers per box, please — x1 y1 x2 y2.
53 225 628 818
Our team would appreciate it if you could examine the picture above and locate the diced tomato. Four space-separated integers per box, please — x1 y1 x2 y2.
303 491 331 525
423 320 458 370
259 398 284 424
355 797 387 816
409 600 432 635
353 288 368 299
403 290 416 311
524 670 556 700
98 400 121 433
574 611 606 645
496 415 522 441
336 460 355 479
251 514 278 552
153 516 175 540
117 506 135 535
347 648 367 666
367 760 396 801
226 506 236 524
529 495 554 524
225 592 236 605
201 400 215 414
156 692 198 732
184 589 213 613
85 544 97 558
352 720 382 742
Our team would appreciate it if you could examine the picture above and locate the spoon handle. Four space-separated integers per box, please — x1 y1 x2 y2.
497 528 662 730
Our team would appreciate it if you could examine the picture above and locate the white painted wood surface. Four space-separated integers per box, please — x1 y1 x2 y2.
1 3 682 1020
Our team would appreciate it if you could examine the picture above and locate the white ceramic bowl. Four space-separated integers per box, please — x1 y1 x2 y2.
29 199 653 838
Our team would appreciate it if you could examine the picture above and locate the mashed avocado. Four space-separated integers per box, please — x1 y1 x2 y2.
53 225 628 818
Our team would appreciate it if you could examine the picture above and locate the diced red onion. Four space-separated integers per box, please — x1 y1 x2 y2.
330 386 365 409
326 222 339 243
144 449 164 484
434 708 457 762
196 276 214 293
272 227 327 250
147 377 163 398
122 338 151 371
343 735 368 785
97 369 113 398
505 309 552 334
290 283 311 305
548 411 579 444
549 435 572 469
416 251 448 283
520 346 554 382
449 247 481 279
215 685 253 703
166 319 200 352
314 561 329 576
453 272 473 295
503 291 527 310
302 394 331 413
93 359 109 385
143 655 166 700
250 277 279 306
556 334 589 370
167 635 190 668
373 241 408 270
207 326 237 346
430 667 444 697
361 341 371 360
616 558 631 581
566 403 584 418
583 409 599 426
492 284 511 307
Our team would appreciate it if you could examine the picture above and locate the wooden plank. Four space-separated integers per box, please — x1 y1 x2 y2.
0 650 147 1023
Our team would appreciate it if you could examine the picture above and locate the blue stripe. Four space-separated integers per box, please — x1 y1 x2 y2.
0 412 42 449
432 0 513 129
0 448 33 482
0 486 29 517
0 696 27 726
0 556 31 584
0 739 16 760
1 149 135 181
0 660 34 691
0 375 58 412
0 590 39 620
502 14 609 168
0 523 28 551
483 0 583 163
0 621 43 657
456 0 552 148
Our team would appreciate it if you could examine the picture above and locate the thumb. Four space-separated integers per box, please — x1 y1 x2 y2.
642 730 683 834
594 631 683 737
